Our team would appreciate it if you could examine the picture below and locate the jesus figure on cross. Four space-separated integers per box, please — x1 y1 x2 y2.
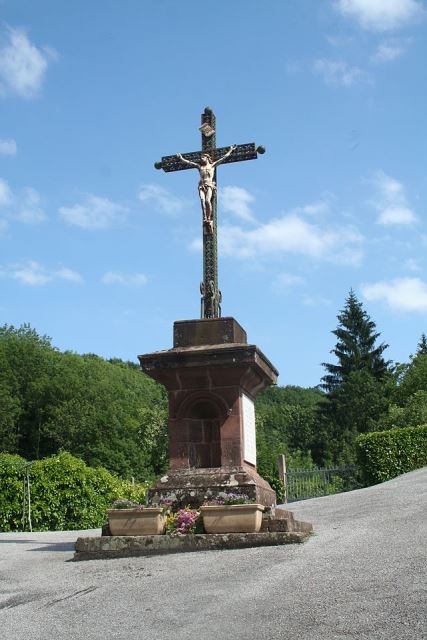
177 144 236 227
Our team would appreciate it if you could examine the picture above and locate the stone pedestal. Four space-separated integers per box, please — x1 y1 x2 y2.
138 318 279 507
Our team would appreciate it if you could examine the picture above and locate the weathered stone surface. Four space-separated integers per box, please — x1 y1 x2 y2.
74 530 311 560
261 518 292 533
173 317 247 348
147 466 276 509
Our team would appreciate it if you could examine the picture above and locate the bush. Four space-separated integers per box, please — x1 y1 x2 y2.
356 424 427 485
0 453 27 531
0 451 146 532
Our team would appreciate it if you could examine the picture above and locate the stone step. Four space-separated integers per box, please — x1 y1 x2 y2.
261 508 313 534
74 530 311 560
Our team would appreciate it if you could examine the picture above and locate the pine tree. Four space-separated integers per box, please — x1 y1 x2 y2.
416 334 427 356
318 291 392 465
321 290 390 393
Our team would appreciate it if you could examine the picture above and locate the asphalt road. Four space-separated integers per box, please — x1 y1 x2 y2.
1 468 426 640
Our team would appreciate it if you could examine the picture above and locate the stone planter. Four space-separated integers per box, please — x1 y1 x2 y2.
200 504 265 534
107 508 166 536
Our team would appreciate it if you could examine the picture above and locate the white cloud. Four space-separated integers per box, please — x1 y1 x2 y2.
0 138 16 155
0 261 82 286
138 184 186 215
272 273 305 292
101 271 148 287
371 170 417 225
59 195 127 229
219 211 364 265
371 40 405 63
0 26 56 98
378 206 416 225
302 295 332 307
292 200 331 216
362 277 427 311
220 186 256 222
0 178 13 206
15 187 46 223
0 182 46 223
314 58 368 86
12 261 51 285
55 267 83 283
335 0 425 32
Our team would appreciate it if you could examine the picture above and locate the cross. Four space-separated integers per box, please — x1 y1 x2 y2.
154 106 265 319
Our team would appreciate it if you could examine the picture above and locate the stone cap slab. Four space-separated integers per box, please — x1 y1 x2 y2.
173 317 247 348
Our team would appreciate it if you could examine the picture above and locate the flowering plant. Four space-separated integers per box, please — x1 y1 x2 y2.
166 507 201 534
110 499 173 513
204 492 252 506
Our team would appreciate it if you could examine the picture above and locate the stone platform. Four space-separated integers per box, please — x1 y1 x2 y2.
74 530 312 560
74 508 313 560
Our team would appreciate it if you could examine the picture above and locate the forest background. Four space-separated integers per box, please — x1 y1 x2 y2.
1 291 426 491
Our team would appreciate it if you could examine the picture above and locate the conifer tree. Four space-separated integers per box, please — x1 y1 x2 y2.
321 290 390 392
318 291 392 465
416 333 427 356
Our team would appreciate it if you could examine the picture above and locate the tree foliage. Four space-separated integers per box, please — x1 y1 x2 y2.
319 291 392 464
356 424 427 484
321 290 390 393
0 451 146 532
0 324 167 482
378 340 427 431
256 385 323 483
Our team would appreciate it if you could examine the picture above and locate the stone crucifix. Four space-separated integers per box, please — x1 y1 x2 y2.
155 107 265 319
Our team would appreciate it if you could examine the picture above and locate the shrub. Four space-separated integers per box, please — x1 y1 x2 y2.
0 451 146 532
356 424 427 485
0 453 27 532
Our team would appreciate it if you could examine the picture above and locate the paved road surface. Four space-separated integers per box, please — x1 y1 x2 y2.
1 468 426 640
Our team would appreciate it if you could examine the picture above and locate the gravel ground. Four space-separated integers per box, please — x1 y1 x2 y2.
0 468 426 640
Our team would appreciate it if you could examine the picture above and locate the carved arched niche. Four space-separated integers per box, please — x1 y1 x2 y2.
184 397 223 468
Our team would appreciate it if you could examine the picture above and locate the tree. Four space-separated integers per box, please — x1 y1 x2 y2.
321 290 390 393
396 345 427 403
416 334 427 356
0 324 168 482
319 291 392 464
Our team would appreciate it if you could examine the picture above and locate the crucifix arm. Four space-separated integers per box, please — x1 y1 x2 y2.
177 153 199 169
212 144 236 168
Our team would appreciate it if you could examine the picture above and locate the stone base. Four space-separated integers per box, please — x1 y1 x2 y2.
261 507 314 534
74 530 312 560
147 466 277 508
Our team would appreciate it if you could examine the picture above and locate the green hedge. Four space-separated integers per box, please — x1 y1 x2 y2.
356 424 427 484
0 451 146 532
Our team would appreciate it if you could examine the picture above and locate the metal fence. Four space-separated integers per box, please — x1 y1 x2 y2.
285 465 361 502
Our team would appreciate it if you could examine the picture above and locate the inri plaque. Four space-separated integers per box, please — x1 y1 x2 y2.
242 392 256 466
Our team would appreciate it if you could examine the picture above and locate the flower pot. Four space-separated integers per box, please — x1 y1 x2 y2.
107 508 166 536
200 504 265 534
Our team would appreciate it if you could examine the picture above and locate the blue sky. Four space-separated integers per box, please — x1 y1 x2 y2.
0 0 426 387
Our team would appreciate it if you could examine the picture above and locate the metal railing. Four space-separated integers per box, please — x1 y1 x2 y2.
285 465 361 502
